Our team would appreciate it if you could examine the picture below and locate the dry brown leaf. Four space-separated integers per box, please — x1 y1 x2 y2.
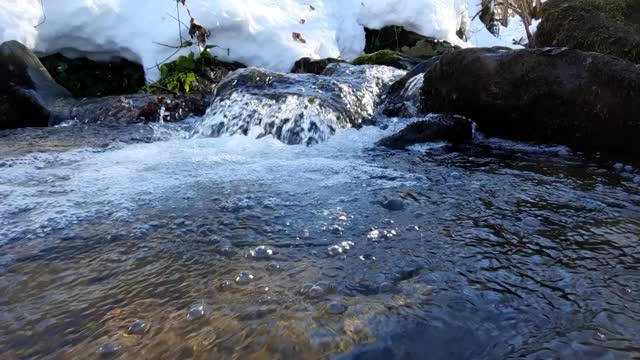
292 32 307 44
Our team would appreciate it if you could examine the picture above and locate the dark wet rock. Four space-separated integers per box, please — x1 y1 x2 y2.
291 57 348 74
50 93 210 126
98 341 122 356
352 50 421 70
326 302 347 315
1 41 210 129
380 199 406 211
39 53 145 98
0 40 71 129
364 26 461 59
421 48 640 155
187 304 205 320
377 115 473 150
535 0 640 63
127 319 147 335
191 64 404 145
380 57 440 117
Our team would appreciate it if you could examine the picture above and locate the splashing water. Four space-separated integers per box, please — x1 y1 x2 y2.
190 64 405 145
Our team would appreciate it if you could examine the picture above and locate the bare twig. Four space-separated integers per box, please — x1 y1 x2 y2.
167 13 190 31
147 47 182 70
35 0 46 28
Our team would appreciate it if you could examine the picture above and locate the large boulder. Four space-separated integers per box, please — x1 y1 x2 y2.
421 48 640 155
39 53 146 97
0 41 71 129
535 0 640 63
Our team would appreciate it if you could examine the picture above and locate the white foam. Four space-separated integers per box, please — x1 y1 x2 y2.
0 124 421 244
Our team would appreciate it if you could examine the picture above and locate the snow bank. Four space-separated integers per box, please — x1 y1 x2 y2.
0 0 469 80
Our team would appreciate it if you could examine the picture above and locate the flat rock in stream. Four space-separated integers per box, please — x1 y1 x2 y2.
377 115 473 150
51 93 211 126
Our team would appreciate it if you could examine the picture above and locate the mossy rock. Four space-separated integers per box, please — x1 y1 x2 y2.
352 50 421 70
39 54 145 98
364 26 460 60
147 52 245 94
535 0 640 63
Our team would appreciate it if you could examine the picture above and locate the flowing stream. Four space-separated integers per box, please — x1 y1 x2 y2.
0 65 639 360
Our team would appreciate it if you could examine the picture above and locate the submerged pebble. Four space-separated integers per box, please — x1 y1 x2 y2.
235 271 255 285
98 341 121 356
381 199 406 211
634 176 640 184
218 280 234 291
326 302 347 315
249 245 274 259
187 304 205 320
307 285 325 299
266 261 281 271
127 319 146 335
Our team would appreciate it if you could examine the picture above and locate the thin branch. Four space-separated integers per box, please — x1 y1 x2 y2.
152 41 185 49
147 47 182 70
35 0 46 28
167 13 190 31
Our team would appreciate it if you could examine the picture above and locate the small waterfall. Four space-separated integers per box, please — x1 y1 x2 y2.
190 64 405 145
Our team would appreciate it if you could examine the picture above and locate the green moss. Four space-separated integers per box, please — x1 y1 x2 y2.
352 50 402 66
536 0 640 63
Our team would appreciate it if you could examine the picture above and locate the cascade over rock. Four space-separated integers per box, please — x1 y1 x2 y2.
191 63 405 145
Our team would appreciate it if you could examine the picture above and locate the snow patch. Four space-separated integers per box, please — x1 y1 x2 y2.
1 0 469 80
